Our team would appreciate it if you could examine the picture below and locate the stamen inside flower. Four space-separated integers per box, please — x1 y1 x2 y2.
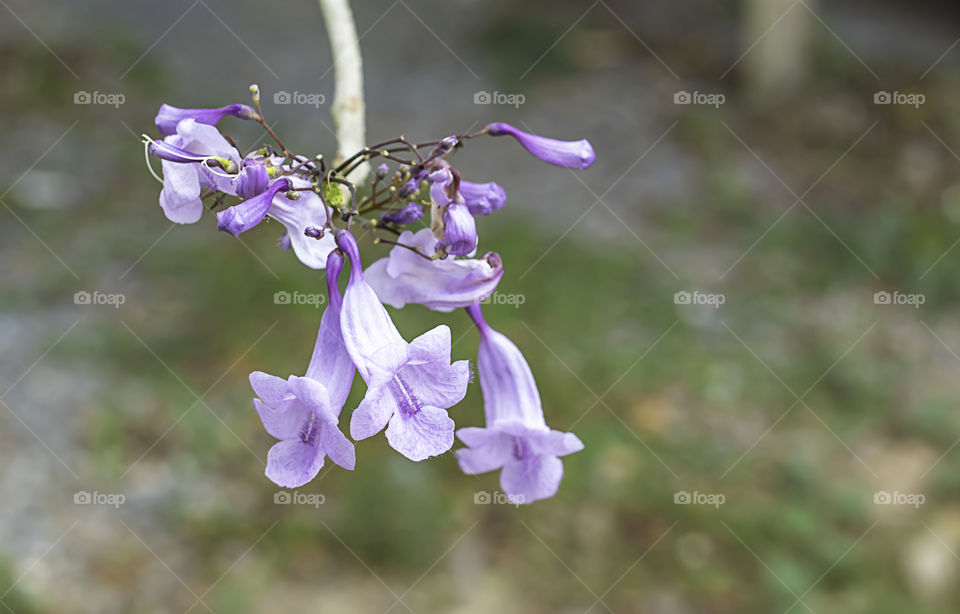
300 412 319 445
391 374 423 417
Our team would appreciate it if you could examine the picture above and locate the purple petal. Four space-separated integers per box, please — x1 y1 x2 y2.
250 371 295 406
320 424 356 470
486 122 596 170
236 159 270 199
287 376 335 423
265 440 324 488
158 160 203 224
380 202 424 226
460 181 506 216
443 202 478 256
217 178 291 237
155 103 258 137
500 455 563 503
267 181 337 269
385 405 455 461
349 389 394 440
254 398 309 441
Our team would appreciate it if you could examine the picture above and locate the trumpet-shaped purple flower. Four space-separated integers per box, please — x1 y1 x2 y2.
486 122 596 170
335 230 470 461
157 119 241 224
250 250 356 487
456 304 583 503
365 228 502 312
460 180 506 216
216 176 336 269
155 103 258 137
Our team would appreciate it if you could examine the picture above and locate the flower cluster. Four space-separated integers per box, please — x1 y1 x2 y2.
143 86 594 503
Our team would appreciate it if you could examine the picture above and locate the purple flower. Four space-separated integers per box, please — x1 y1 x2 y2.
216 176 337 269
460 180 506 216
157 119 241 224
443 202 478 255
365 228 503 312
250 250 356 487
236 159 270 199
486 122 596 170
335 230 470 461
379 202 424 226
155 103 259 137
455 304 583 503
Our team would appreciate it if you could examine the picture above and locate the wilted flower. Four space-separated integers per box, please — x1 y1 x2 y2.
365 228 503 312
455 304 583 503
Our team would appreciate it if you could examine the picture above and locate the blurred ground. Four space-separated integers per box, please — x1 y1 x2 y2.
4 0 960 612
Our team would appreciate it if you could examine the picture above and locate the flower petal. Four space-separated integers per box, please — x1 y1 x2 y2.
385 405 455 461
349 388 395 440
265 439 324 488
249 371 294 406
158 160 202 224
254 398 309 441
500 455 563 504
287 376 335 423
320 424 356 470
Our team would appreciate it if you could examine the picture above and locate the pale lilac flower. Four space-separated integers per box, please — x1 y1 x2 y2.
156 119 241 224
155 103 258 137
456 304 583 503
250 250 356 487
217 176 336 269
365 228 503 312
486 122 596 170
379 202 424 226
335 230 470 461
460 180 506 216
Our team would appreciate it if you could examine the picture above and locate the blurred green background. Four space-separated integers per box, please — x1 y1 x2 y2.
4 0 960 611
